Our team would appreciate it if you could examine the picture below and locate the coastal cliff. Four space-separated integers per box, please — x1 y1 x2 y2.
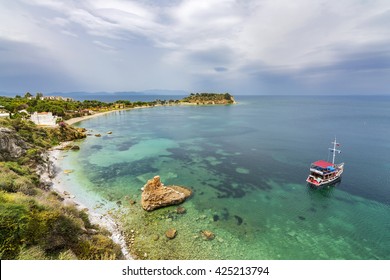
0 118 123 260
0 127 31 161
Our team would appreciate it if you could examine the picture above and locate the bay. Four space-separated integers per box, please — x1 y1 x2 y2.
57 95 390 259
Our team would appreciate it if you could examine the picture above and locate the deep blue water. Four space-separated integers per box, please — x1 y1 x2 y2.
58 95 390 259
228 95 390 204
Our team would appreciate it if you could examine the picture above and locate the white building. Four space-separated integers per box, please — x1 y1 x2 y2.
0 105 9 118
30 112 58 126
40 96 74 102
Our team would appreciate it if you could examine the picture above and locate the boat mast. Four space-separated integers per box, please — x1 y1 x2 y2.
329 137 341 164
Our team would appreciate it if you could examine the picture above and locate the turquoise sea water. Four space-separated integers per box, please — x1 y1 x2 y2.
58 95 390 259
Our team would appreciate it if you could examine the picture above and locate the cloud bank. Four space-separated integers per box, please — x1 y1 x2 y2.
0 0 389 94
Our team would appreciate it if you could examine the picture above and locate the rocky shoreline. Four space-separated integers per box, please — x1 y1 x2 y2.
42 143 133 259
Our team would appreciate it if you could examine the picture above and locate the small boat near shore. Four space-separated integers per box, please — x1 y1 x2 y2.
306 138 344 187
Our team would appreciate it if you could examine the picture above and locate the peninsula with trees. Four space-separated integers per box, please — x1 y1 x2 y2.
0 92 235 123
181 92 236 105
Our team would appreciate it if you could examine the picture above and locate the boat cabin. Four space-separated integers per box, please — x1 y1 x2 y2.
307 160 338 184
311 160 335 173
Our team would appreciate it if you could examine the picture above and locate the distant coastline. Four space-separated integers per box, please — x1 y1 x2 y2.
64 93 236 125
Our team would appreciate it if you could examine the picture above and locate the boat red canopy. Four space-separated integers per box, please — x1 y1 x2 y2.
312 160 333 168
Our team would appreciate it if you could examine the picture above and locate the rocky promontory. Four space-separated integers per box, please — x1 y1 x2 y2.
141 176 192 211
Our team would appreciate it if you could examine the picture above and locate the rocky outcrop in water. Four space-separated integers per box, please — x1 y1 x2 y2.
141 176 192 211
201 230 215 240
165 228 177 239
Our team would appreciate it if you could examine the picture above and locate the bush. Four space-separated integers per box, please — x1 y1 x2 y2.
0 164 37 194
4 162 30 176
58 249 77 260
73 235 122 260
0 192 31 259
0 191 123 260
17 246 48 260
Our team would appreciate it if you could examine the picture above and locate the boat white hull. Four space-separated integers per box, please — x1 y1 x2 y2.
306 163 344 187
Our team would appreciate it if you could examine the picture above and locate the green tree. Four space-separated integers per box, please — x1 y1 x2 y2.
51 106 65 117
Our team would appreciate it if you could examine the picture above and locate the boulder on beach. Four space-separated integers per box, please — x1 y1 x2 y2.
141 176 192 211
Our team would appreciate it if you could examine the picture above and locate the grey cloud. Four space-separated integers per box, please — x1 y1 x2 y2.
300 45 390 74
214 67 228 72
187 47 235 65
1 0 390 94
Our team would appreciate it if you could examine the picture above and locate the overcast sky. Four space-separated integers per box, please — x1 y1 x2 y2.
0 0 389 95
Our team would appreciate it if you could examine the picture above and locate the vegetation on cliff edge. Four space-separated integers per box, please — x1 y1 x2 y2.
0 118 123 260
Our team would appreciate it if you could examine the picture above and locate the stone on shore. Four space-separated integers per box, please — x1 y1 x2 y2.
141 176 192 211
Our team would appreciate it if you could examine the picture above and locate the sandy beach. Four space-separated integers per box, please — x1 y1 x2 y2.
64 105 153 126
46 142 133 260
64 103 208 126
65 110 120 125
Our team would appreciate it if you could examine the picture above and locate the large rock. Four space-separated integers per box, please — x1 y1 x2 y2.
0 127 30 161
141 176 192 211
